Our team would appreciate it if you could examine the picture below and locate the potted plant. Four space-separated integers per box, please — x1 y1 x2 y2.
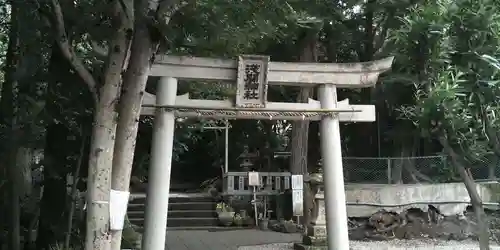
216 202 235 226
233 213 244 227
258 213 269 230
257 207 273 231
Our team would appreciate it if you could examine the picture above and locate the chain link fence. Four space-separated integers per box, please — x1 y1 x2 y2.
342 155 500 184
467 155 500 181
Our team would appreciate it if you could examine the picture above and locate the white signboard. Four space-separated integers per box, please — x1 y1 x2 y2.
291 175 303 190
248 171 260 186
236 55 269 108
292 189 304 216
109 189 130 230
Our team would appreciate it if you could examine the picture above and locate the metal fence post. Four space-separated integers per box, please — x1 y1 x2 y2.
387 158 392 184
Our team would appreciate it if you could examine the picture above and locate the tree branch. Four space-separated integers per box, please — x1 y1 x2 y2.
374 11 394 53
156 0 188 26
474 93 500 156
49 0 98 97
438 135 490 249
90 40 109 58
438 136 483 202
152 0 188 44
482 110 500 156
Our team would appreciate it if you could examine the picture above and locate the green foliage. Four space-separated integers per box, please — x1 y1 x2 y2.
394 0 500 164
0 0 8 84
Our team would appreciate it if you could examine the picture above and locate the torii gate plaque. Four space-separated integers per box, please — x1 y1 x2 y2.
140 55 393 250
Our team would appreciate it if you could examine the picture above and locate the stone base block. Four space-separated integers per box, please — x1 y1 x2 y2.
306 225 327 237
293 243 327 250
302 235 327 246
302 224 327 245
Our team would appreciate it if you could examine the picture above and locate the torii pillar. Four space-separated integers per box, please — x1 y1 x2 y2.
140 55 394 250
318 84 349 248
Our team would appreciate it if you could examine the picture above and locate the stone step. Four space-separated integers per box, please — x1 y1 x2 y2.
129 193 214 204
128 201 215 212
135 226 253 231
128 210 217 219
130 217 218 228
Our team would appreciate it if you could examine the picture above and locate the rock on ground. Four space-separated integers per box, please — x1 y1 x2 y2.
238 240 500 250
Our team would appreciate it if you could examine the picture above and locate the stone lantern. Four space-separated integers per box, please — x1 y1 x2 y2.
238 146 259 172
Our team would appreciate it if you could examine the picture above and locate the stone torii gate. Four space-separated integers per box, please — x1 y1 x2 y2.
139 55 393 250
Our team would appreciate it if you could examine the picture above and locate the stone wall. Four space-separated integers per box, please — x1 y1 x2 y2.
341 182 500 217
310 182 500 227
295 182 500 249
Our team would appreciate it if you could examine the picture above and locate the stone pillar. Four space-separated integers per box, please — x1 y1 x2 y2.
314 85 349 249
142 77 178 250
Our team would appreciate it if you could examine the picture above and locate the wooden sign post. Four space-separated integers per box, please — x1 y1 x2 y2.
248 171 261 226
291 174 304 223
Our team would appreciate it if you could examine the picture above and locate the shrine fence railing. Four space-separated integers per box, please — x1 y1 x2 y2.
223 172 291 196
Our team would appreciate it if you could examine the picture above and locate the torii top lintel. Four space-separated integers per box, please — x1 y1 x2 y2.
151 55 394 88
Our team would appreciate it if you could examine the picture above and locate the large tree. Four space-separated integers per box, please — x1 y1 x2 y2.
395 0 500 248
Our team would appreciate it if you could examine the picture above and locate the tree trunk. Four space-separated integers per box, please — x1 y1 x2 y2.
84 1 132 249
16 148 34 199
405 163 433 183
488 157 497 179
392 158 403 184
110 0 185 247
363 0 375 61
36 123 70 249
391 138 413 184
7 147 20 250
85 58 124 249
0 2 21 249
307 122 320 172
43 0 130 248
289 27 319 226
36 40 90 249
110 0 154 248
16 148 36 250
353 0 378 156
439 137 490 250
64 132 88 250
401 138 433 183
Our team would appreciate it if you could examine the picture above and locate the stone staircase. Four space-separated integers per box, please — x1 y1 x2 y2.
127 193 219 230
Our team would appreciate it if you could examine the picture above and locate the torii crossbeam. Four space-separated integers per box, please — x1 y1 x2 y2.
140 55 393 250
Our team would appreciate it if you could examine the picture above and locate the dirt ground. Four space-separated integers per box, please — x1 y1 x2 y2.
348 207 500 242
239 240 500 250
